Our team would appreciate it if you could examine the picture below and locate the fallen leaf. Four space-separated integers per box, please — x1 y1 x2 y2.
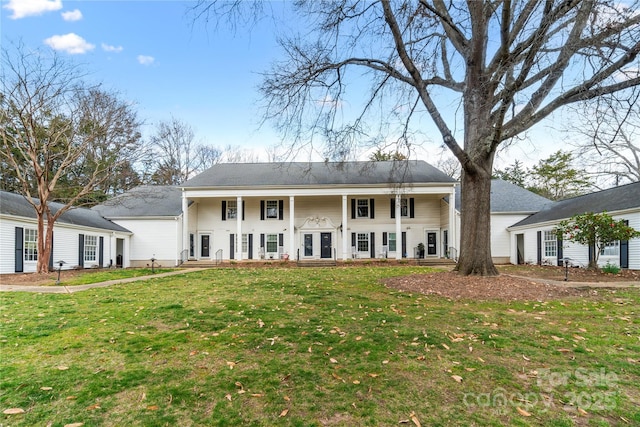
258 319 265 328
330 358 338 364
283 395 291 402
225 394 232 401
40 386 53 391
355 336 362 341
578 407 588 416
279 408 289 417
86 404 101 411
64 424 84 427
3 408 25 415
57 365 69 370
522 355 530 361
66 396 77 400
557 348 572 353
410 411 422 427
441 343 450 350
146 405 159 411
368 373 379 378
551 336 563 341
353 380 360 384
451 375 463 383
517 407 531 417
250 393 264 397
226 361 236 369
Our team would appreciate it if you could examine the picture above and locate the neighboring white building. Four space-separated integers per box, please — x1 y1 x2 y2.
508 181 640 269
0 191 131 275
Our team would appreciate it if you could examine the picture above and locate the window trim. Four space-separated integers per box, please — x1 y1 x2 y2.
24 228 38 262
266 233 278 253
227 200 238 220
265 200 279 219
600 240 620 257
84 235 97 263
356 199 369 219
543 230 557 257
388 232 397 252
357 233 369 252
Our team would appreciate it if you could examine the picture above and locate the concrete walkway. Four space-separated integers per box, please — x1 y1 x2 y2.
0 268 208 294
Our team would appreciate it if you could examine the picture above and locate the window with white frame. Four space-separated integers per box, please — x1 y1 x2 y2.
356 199 369 218
242 234 248 253
388 232 397 252
266 234 278 253
400 199 408 217
544 231 557 257
24 228 38 261
601 241 620 257
84 235 97 262
227 200 237 219
266 200 278 219
357 233 369 252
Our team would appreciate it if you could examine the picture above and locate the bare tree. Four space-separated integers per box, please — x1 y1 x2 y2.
194 0 640 275
569 88 640 187
1 44 144 273
148 116 222 184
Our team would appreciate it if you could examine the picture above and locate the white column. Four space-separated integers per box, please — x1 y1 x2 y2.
449 187 456 259
236 196 243 261
182 192 189 260
395 193 402 260
289 196 295 259
342 195 349 260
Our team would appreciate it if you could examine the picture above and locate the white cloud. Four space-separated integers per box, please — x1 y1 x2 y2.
44 33 95 54
3 0 62 19
137 55 155 66
102 43 123 53
614 67 640 82
61 9 82 21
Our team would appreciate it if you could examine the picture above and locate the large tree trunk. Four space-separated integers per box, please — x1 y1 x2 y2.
456 163 499 276
36 212 50 273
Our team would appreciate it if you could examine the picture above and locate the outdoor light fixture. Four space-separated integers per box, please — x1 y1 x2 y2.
150 256 157 274
562 257 572 281
56 260 66 285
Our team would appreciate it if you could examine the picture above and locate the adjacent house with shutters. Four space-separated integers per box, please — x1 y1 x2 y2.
508 181 640 269
0 190 131 274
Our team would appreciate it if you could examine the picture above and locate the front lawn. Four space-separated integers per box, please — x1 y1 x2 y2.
1 267 638 426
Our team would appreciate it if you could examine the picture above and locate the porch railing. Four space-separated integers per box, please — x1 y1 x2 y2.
215 249 223 265
179 249 188 265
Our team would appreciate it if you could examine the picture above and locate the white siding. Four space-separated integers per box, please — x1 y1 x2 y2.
491 214 529 262
110 218 181 267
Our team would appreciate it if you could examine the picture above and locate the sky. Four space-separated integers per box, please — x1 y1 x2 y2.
1 0 565 167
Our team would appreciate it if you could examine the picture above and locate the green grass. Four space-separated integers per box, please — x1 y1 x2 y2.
54 268 177 286
1 266 638 426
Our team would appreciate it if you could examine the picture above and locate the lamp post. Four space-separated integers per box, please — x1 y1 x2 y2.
562 257 572 281
150 256 157 274
56 260 66 285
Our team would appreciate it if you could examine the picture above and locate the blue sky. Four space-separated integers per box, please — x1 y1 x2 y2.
2 0 565 166
2 0 288 156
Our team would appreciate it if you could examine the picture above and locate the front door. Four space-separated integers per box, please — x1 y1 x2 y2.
201 234 210 258
321 233 332 258
427 232 437 256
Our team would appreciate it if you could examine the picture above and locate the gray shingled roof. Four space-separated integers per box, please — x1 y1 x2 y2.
93 185 184 217
512 181 640 227
454 179 552 213
0 191 130 233
182 161 456 188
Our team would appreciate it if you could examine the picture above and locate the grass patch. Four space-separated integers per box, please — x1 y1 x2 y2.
53 268 177 286
1 266 638 426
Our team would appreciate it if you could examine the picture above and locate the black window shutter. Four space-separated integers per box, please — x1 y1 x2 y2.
279 233 284 247
260 233 265 249
15 227 23 273
222 200 227 221
382 232 388 246
536 231 542 265
401 232 407 258
242 201 245 221
621 220 629 269
369 198 375 219
556 236 563 266
370 232 375 258
409 198 415 218
99 236 104 267
351 232 356 248
49 231 55 270
248 234 253 259
279 200 284 220
351 199 356 219
260 200 265 220
230 234 235 260
78 234 85 267
390 199 395 218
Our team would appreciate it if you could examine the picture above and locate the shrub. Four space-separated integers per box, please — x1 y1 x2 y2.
602 262 620 274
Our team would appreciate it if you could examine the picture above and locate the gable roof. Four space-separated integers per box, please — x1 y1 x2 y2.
182 161 457 188
0 190 130 233
93 185 184 218
512 181 640 227
454 179 552 213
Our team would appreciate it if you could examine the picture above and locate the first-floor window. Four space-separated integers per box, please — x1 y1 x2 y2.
24 228 38 261
544 230 556 257
266 234 278 253
242 234 248 253
601 241 620 257
85 235 97 262
388 232 397 252
357 233 369 252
